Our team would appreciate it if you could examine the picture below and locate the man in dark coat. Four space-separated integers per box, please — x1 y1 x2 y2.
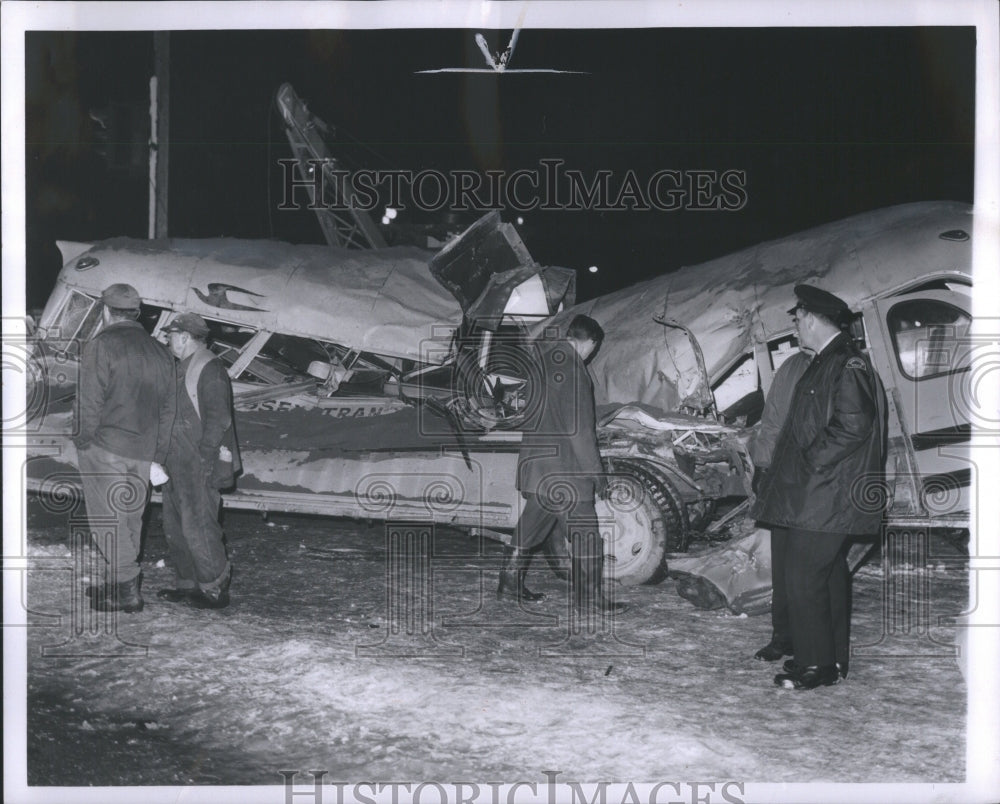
156 313 241 610
499 314 628 614
754 285 887 690
77 283 176 613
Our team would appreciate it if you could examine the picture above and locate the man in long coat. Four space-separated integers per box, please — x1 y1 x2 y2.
499 314 628 615
754 285 887 690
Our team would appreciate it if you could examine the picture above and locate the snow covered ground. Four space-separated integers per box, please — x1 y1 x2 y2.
20 499 969 791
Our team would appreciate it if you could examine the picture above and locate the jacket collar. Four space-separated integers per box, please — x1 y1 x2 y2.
814 331 851 361
177 343 212 368
103 319 144 333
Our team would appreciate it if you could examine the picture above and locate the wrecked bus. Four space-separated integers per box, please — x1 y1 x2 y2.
567 199 975 600
579 199 974 535
24 201 975 588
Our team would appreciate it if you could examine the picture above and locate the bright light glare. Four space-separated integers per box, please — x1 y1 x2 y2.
385 207 398 220
381 216 391 225
588 265 599 274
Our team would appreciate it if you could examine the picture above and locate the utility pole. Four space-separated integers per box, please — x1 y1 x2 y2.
149 32 170 238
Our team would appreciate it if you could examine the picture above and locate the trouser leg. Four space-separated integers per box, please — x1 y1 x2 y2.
513 492 559 552
568 499 604 610
540 518 571 580
189 476 230 593
829 539 851 669
530 492 571 579
164 456 230 593
161 480 199 589
569 532 602 611
770 526 791 646
499 493 556 601
785 528 849 667
78 445 149 584
78 446 113 585
496 545 546 602
116 456 149 583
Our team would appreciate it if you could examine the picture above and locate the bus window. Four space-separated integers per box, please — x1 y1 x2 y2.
50 290 103 345
887 299 971 381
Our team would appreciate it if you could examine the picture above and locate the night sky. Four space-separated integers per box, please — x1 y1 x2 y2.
24 26 975 308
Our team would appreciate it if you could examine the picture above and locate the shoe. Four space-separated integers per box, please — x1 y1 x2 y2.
573 597 630 616
754 639 793 662
513 569 545 602
773 664 840 690
91 575 144 614
594 598 629 614
782 659 848 680
85 582 110 599
497 547 546 603
156 587 197 603
186 588 230 610
782 658 803 675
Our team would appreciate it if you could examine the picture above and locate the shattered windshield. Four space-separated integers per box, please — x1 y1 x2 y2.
51 290 103 345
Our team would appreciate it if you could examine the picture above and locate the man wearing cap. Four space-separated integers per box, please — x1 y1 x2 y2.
156 313 241 609
77 283 176 613
753 285 886 690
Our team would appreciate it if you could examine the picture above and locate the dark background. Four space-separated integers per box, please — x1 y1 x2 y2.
24 27 975 308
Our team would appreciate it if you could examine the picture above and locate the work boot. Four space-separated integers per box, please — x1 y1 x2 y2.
186 568 232 610
187 587 230 610
496 546 545 603
541 533 571 581
91 575 144 614
84 581 111 599
156 587 197 603
571 541 628 615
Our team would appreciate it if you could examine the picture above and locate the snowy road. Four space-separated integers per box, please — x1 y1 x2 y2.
21 499 968 789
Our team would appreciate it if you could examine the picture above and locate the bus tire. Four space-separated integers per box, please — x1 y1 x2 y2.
598 457 689 586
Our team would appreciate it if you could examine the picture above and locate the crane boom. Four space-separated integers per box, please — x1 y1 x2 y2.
275 83 387 249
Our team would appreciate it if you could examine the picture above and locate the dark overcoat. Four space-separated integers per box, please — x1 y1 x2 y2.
753 332 887 535
516 340 604 505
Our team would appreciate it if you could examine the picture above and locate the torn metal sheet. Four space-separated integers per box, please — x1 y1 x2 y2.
428 210 534 311
545 201 974 410
54 237 463 364
668 526 774 615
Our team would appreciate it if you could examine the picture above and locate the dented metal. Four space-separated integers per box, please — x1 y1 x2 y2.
25 200 976 587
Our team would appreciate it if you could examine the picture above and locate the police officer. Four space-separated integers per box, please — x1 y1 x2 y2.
753 285 887 690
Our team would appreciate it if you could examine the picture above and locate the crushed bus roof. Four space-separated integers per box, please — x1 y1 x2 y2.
55 236 463 364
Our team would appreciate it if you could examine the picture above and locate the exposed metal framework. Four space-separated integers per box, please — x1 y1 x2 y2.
275 83 386 250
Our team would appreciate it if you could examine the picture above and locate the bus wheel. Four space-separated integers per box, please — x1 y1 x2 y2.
598 458 688 586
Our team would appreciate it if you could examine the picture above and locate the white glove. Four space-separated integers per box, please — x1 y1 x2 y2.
149 462 170 486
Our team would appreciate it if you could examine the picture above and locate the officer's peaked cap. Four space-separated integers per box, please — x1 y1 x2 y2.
788 284 851 320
